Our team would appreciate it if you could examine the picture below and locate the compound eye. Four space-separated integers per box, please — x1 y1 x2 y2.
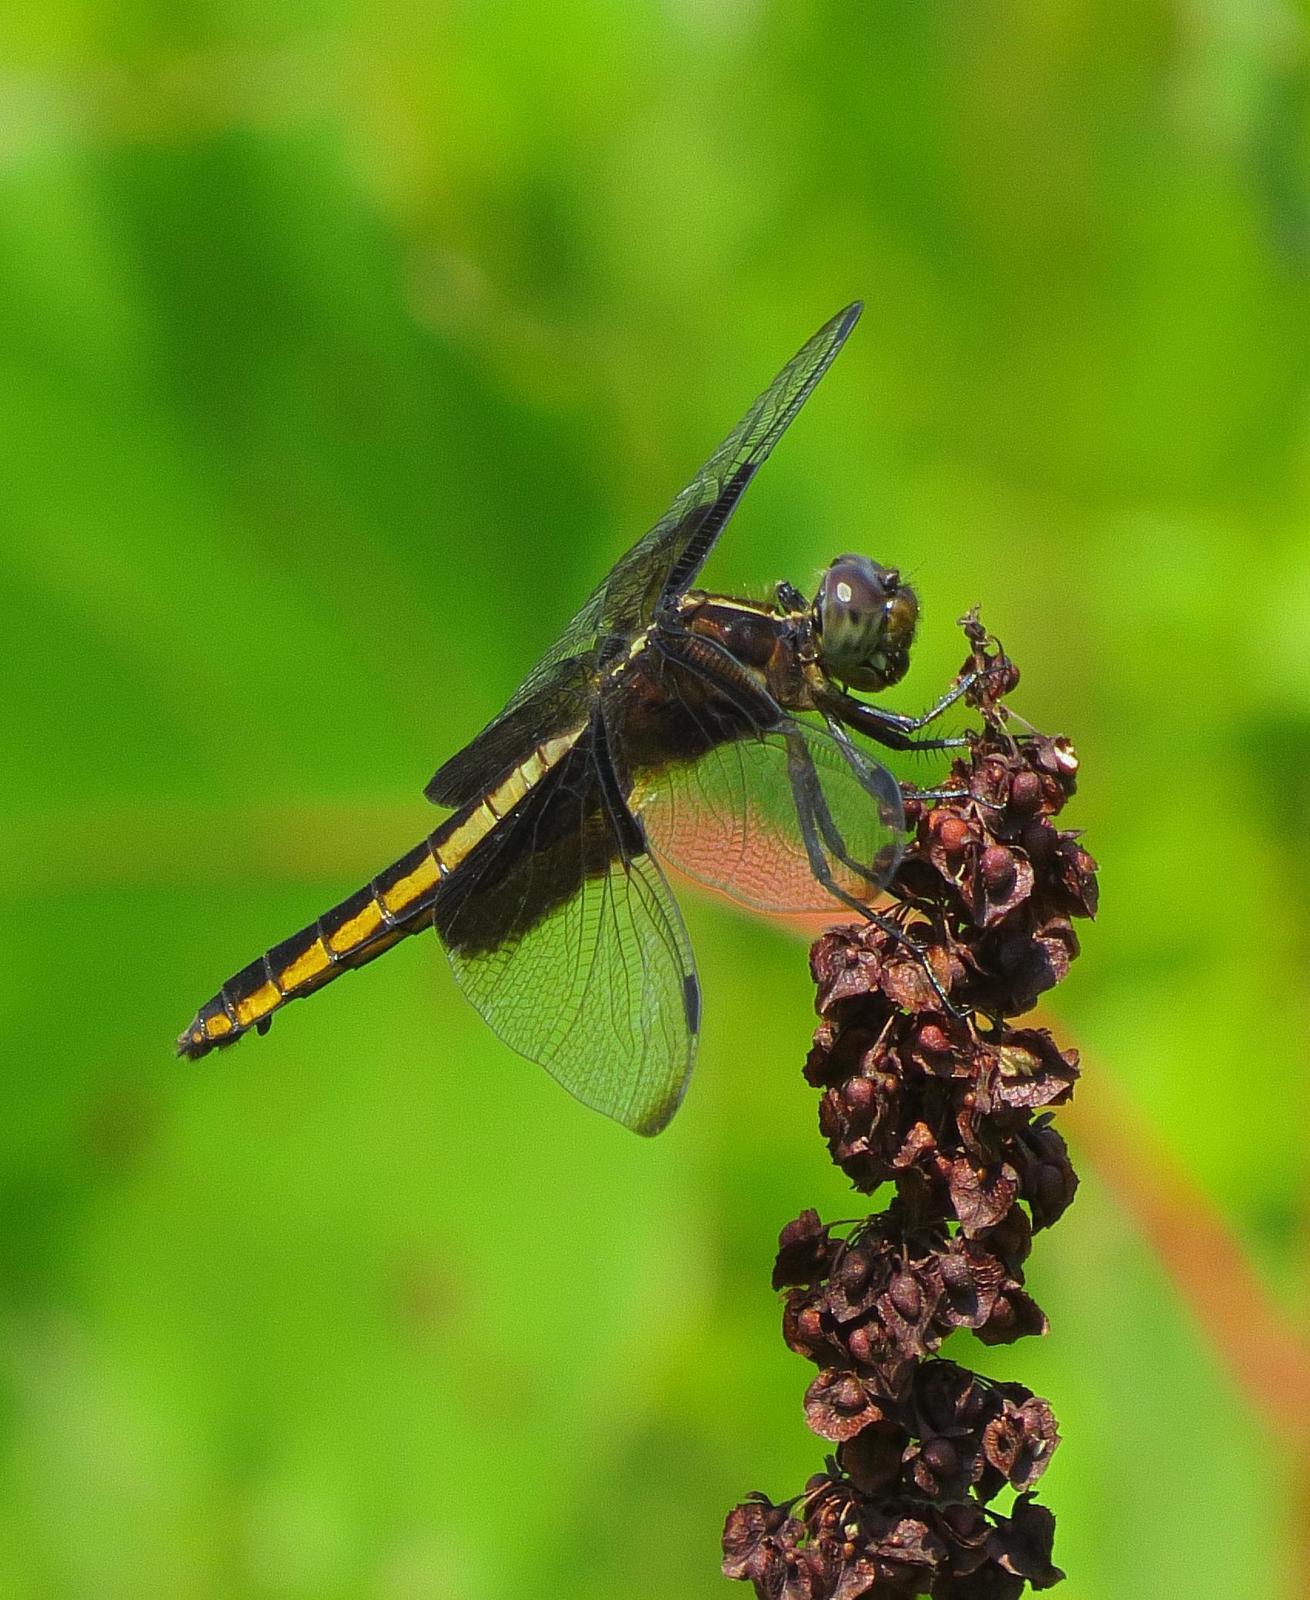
815 557 885 682
824 557 883 618
884 588 919 642
813 555 918 691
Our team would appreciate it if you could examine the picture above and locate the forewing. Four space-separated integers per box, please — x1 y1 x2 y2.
433 735 699 1136
634 717 905 915
598 301 864 636
424 302 862 806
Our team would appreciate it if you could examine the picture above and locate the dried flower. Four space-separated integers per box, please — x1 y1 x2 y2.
725 617 1095 1597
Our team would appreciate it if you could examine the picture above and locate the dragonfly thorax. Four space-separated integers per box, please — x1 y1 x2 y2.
811 554 918 693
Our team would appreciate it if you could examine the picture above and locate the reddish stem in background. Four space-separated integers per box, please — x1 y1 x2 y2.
1036 1021 1310 1440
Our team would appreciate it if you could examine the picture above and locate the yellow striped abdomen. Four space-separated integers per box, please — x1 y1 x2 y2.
175 728 584 1060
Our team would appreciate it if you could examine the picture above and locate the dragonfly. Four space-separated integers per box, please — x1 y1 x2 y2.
177 303 973 1134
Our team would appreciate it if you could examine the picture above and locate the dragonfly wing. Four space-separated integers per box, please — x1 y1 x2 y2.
424 303 862 806
597 301 864 636
634 714 905 915
424 656 596 808
432 727 699 1136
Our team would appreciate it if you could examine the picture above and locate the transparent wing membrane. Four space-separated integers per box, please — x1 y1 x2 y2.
432 732 698 1136
596 301 864 636
635 717 905 915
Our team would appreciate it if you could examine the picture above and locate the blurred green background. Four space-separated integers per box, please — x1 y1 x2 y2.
3 2 1309 1596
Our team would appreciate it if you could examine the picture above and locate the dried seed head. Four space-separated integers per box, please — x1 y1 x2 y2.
726 619 1084 1600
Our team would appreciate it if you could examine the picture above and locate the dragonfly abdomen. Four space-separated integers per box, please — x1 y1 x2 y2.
176 731 588 1061
175 839 446 1061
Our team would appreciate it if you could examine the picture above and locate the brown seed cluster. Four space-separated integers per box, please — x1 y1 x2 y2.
723 619 1096 1599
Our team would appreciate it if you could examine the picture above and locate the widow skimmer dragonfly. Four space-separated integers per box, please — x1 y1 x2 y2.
178 302 970 1134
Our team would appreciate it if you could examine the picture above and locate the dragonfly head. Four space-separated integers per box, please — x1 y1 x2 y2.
812 554 919 692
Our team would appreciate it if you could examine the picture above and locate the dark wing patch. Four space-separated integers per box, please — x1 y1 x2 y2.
424 656 595 808
431 725 699 1136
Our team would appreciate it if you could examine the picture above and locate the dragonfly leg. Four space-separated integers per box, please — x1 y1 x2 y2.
880 672 980 732
903 787 961 803
819 672 980 753
901 787 1004 821
784 732 963 1021
859 906 964 1021
783 727 893 897
786 746 885 920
